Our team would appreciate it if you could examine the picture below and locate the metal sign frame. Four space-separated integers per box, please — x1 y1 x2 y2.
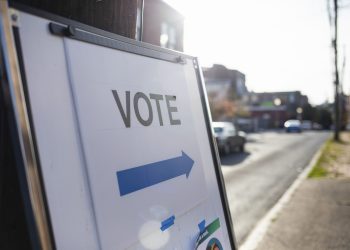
1 2 237 249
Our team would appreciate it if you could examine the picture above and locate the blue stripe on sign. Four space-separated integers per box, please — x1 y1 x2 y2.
116 151 194 196
161 215 175 231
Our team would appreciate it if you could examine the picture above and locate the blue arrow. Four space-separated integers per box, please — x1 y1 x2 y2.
116 151 194 196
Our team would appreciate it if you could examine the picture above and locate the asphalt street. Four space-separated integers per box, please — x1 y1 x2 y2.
220 131 330 246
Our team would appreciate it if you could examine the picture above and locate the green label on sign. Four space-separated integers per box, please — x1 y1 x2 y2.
195 218 221 248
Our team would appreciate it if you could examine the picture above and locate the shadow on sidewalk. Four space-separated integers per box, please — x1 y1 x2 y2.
220 152 251 166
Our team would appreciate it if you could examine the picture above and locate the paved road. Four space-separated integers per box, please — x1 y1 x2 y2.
220 131 330 246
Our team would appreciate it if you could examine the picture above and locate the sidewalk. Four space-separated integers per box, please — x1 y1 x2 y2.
256 133 350 250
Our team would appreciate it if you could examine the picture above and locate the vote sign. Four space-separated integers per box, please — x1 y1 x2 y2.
1 5 236 250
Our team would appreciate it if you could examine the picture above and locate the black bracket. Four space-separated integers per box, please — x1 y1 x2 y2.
49 22 76 37
48 22 187 65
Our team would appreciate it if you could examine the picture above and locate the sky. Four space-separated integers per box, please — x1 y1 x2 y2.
165 0 350 105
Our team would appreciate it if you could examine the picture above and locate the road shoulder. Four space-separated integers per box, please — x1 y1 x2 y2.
256 178 350 250
254 132 350 250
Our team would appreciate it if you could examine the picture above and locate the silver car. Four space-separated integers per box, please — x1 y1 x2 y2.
213 122 246 155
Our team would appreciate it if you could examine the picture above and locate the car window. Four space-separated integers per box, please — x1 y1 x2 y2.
227 129 235 136
227 124 236 135
214 127 223 133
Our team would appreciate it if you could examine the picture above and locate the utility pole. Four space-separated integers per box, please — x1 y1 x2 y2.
333 0 340 141
328 0 340 140
339 47 346 131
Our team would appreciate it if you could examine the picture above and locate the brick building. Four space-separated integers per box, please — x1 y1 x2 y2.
203 64 248 102
248 91 309 129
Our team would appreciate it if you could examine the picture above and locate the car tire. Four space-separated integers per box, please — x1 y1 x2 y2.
223 144 230 155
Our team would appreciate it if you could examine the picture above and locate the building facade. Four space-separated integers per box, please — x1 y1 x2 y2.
202 64 249 122
142 0 184 51
248 91 309 129
203 64 247 101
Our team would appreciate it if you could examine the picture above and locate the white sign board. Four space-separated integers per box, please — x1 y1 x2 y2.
2 6 236 250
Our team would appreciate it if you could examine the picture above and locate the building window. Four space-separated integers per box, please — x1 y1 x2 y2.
160 22 177 49
289 94 295 103
135 8 142 41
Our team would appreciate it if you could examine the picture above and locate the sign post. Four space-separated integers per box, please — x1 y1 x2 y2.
1 2 237 249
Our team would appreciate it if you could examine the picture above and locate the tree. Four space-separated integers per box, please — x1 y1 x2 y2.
302 103 315 121
319 108 333 129
208 96 237 121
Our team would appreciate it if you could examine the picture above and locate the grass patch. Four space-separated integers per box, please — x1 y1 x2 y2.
308 140 331 178
308 132 350 179
308 165 328 178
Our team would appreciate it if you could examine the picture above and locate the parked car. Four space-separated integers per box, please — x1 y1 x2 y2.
301 120 312 130
312 122 323 130
284 120 302 133
212 122 246 155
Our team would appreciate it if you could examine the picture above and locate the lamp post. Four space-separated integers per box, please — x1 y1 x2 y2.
296 107 303 121
274 98 281 128
274 98 281 106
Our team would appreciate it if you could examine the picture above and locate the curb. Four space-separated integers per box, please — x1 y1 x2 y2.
238 141 326 250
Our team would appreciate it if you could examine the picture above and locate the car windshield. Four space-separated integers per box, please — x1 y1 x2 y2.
214 127 224 133
286 120 300 126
